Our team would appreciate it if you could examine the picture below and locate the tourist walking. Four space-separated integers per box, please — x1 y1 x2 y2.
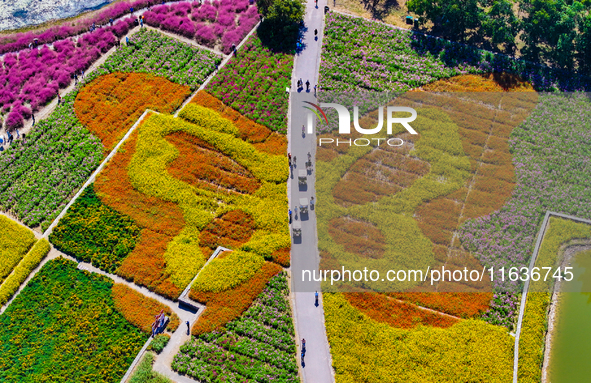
186 321 190 335
315 291 319 306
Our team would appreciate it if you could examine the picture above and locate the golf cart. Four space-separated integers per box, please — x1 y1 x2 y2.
299 197 309 214
298 169 307 185
292 221 302 237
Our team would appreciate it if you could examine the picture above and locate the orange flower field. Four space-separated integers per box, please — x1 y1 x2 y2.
111 283 180 333
75 72 190 151
344 292 459 329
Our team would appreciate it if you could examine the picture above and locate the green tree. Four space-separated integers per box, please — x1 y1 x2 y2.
408 0 482 41
577 13 591 72
519 0 584 67
257 0 304 52
480 0 520 54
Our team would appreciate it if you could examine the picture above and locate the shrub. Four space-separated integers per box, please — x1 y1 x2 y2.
148 334 171 354
130 352 172 383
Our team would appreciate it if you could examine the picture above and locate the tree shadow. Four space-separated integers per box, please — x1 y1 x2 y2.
360 0 400 21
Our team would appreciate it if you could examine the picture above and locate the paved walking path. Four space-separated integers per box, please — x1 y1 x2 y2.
289 1 335 382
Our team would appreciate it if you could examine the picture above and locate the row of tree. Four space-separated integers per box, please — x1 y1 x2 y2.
408 0 591 72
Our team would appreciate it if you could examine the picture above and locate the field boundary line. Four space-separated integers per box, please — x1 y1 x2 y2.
513 211 591 383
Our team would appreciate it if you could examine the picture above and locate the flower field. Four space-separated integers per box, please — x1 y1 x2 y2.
49 185 141 272
317 106 475 294
94 29 222 90
131 352 172 383
206 34 293 133
0 92 103 229
319 12 591 93
344 292 459 329
324 292 514 382
75 72 190 151
458 91 591 318
173 272 298 382
0 239 50 306
0 24 130 130
143 0 260 53
186 90 287 155
0 258 147 382
518 217 591 382
189 262 282 335
0 215 36 285
0 29 220 231
111 283 180 333
51 104 289 299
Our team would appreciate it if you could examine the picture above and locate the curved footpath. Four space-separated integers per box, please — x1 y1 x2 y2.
288 0 335 382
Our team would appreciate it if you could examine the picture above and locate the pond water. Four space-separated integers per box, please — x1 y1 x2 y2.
549 249 591 382
0 1 110 32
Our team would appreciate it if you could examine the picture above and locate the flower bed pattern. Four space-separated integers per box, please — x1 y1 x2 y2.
0 258 147 383
320 12 591 93
52 106 289 299
75 72 190 151
185 90 287 155
143 0 260 53
324 292 513 382
94 126 186 299
191 250 265 293
206 34 292 133
0 215 36 285
318 74 538 320
174 272 298 382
